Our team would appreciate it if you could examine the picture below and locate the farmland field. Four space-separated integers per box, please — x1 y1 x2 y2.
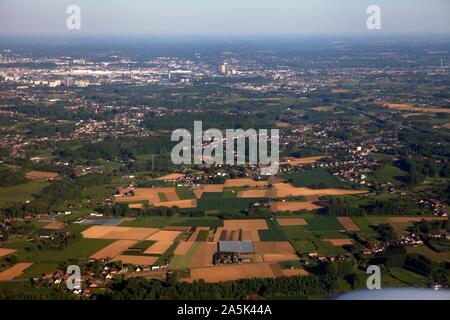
258 220 288 241
0 180 49 204
305 217 343 231
281 168 349 188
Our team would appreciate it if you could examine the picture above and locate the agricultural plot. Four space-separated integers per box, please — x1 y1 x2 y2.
170 242 200 270
16 239 114 263
0 263 33 281
81 226 158 240
0 180 49 203
197 196 260 211
90 240 138 260
281 168 348 188
25 171 59 180
277 218 308 226
305 217 344 231
146 230 182 242
337 217 360 231
113 255 158 266
258 220 288 241
144 242 173 255
271 202 321 212
188 242 218 268
0 248 16 259
176 187 196 200
183 262 307 283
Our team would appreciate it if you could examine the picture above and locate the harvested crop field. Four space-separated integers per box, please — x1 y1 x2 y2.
324 239 355 246
90 240 137 259
224 179 269 188
25 171 59 180
382 103 450 114
281 156 323 166
0 263 33 281
282 269 309 277
43 221 66 230
144 241 173 254
277 218 308 226
155 199 197 209
112 255 158 266
0 248 16 258
337 217 360 231
192 184 224 199
156 173 186 181
81 226 158 240
224 220 268 230
254 242 296 255
238 183 367 198
188 242 218 268
261 254 299 262
115 187 182 206
183 262 301 283
173 241 194 255
271 202 321 212
146 230 181 242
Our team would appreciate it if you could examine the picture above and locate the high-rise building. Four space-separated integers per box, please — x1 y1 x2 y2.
220 63 227 74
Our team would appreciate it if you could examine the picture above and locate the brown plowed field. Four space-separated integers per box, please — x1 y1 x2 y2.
25 171 59 180
224 220 268 230
262 254 299 262
81 226 158 240
173 241 194 255
337 217 360 231
188 242 218 268
146 230 181 241
277 218 308 226
224 179 269 188
144 241 173 254
156 173 186 181
183 262 301 283
324 239 355 246
280 156 324 166
382 103 450 113
43 221 66 230
90 240 137 259
0 263 33 280
271 202 321 212
0 248 16 258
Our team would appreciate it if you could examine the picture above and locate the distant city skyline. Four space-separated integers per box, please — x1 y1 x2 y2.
0 0 449 35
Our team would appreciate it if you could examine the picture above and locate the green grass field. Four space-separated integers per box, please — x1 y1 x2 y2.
0 180 49 204
176 187 196 200
197 195 260 211
169 242 200 270
10 238 114 263
196 230 209 241
372 165 408 186
281 168 349 188
305 216 344 231
120 216 223 228
158 192 169 202
259 219 288 241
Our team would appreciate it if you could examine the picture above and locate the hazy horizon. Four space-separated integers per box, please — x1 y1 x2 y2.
0 0 449 36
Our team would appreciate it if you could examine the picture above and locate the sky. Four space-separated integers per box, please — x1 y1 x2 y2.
0 0 449 35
